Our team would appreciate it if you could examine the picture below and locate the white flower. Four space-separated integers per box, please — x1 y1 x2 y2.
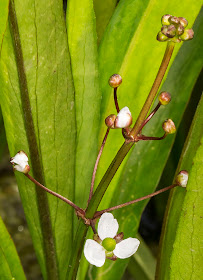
10 151 30 174
84 213 140 267
114 107 132 128
176 170 189 188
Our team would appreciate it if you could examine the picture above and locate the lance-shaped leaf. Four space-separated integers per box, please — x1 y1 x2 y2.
0 0 9 52
93 0 118 44
0 216 26 280
0 0 76 279
90 7 202 280
156 97 203 279
66 0 101 209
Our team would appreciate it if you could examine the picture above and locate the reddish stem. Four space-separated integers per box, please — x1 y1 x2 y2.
94 184 177 218
114 88 120 113
138 102 161 133
25 173 84 214
87 128 110 206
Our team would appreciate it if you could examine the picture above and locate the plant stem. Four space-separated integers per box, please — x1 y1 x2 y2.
87 128 110 206
9 1 58 278
86 141 134 218
138 102 161 132
130 41 175 138
25 174 83 214
66 221 88 280
137 133 167 141
114 87 120 113
94 184 177 218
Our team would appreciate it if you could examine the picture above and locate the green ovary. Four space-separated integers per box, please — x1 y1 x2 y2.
102 238 116 251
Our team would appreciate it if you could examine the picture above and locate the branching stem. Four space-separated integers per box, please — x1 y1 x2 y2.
87 128 110 206
25 174 83 214
94 184 177 218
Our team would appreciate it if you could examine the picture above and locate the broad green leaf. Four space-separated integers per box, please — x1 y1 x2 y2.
66 0 101 210
0 0 9 52
156 98 203 278
0 0 76 279
127 235 156 280
0 216 26 280
91 7 202 279
93 0 118 44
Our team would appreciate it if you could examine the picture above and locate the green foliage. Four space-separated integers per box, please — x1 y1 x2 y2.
0 216 26 280
156 96 203 279
0 0 202 280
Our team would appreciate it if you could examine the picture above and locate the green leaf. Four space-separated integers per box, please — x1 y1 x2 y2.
156 95 203 278
91 5 202 279
93 0 118 44
0 0 76 279
0 216 26 280
66 0 101 210
127 235 156 280
0 0 9 52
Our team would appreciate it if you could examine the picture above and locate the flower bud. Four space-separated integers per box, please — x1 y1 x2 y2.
161 25 176 38
162 119 176 134
161 14 172 26
10 151 30 174
169 16 180 26
175 170 189 188
105 114 116 128
178 17 188 28
157 31 168 42
176 24 185 36
109 74 122 88
114 107 132 128
159 91 171 105
180 29 194 41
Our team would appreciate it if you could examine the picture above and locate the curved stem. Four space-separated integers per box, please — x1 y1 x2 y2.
130 41 175 138
94 184 177 218
87 128 110 206
138 102 161 133
114 87 120 113
25 174 83 214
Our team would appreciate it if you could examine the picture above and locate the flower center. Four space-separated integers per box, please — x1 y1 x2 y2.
102 238 116 251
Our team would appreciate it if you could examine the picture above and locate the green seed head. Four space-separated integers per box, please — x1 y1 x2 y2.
102 238 116 252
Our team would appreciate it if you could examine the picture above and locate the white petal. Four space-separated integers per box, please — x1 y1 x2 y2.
115 107 132 128
113 238 140 259
84 239 106 267
98 213 119 240
11 151 28 164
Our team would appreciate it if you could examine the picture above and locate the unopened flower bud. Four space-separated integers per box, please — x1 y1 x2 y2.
161 25 176 38
169 16 180 26
178 17 188 28
175 170 189 188
10 151 30 174
157 31 168 42
105 114 116 128
180 29 194 41
159 91 171 105
114 107 132 128
162 119 176 134
109 74 122 88
114 232 124 243
161 14 172 26
176 24 185 36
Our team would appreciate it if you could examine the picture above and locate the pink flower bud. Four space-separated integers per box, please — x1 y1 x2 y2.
162 119 176 134
176 170 189 188
109 74 122 88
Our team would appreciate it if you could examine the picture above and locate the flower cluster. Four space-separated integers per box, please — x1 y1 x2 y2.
84 213 140 267
157 14 194 43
